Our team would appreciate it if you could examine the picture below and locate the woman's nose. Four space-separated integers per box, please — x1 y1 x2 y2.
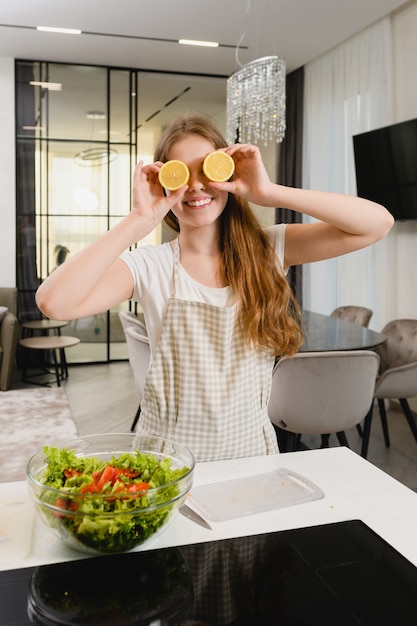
187 170 207 191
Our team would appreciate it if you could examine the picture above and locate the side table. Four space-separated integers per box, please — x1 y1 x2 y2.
21 319 68 339
20 319 79 386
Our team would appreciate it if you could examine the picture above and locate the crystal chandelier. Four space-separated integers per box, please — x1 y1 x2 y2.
226 55 286 146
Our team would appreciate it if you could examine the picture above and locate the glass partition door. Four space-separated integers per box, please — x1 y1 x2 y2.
15 60 226 363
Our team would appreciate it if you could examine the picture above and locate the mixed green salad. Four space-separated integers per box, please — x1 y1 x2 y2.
36 445 190 553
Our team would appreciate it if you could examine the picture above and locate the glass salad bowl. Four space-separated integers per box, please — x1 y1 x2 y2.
27 433 195 555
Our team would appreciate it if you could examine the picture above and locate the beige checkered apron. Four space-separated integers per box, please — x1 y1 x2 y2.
137 239 279 461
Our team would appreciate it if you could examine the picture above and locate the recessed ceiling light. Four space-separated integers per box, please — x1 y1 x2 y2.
37 26 82 35
86 111 106 120
29 81 62 91
178 39 219 48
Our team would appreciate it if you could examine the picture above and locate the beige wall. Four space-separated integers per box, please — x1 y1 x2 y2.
0 57 15 287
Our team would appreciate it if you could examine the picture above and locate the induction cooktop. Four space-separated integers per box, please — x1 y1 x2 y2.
1 520 416 625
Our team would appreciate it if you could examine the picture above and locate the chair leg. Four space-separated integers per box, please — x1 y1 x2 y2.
274 426 297 452
361 402 374 459
320 434 331 448
130 405 141 432
336 431 350 448
377 399 391 448
295 433 303 450
399 398 417 443
284 432 298 452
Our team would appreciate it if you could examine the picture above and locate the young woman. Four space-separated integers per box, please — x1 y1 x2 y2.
36 114 393 461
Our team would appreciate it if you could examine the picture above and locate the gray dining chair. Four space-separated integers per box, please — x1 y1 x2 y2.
268 350 380 458
326 306 373 442
361 319 417 456
330 305 373 328
119 312 150 431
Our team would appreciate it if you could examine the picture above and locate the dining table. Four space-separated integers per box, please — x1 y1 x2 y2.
1 447 417 624
300 309 387 351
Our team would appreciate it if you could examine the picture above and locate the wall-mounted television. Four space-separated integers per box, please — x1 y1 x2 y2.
353 118 417 220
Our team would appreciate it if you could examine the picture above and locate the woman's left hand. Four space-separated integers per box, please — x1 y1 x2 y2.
210 144 274 205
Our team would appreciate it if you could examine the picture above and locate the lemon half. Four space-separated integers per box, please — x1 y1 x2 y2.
203 151 235 182
158 160 190 190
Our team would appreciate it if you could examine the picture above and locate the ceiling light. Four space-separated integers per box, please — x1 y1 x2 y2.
3 23 244 49
36 26 81 35
29 80 62 91
86 111 106 120
178 39 219 48
226 0 286 146
74 147 118 167
227 55 286 146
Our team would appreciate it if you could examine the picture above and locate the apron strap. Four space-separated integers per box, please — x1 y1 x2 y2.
171 237 180 298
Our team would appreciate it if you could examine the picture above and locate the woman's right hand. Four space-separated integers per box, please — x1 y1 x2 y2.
132 161 187 228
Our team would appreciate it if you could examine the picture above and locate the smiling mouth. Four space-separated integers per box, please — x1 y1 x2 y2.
186 198 212 208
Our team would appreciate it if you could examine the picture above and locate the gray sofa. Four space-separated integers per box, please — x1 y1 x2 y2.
0 287 19 391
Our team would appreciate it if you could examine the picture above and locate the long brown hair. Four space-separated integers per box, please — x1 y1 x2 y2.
154 113 303 357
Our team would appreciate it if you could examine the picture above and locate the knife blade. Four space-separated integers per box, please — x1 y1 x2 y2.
180 504 212 530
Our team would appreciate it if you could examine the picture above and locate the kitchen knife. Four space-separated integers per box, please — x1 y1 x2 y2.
179 503 212 530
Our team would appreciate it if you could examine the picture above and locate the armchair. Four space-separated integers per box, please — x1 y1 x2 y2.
0 287 19 391
362 319 417 454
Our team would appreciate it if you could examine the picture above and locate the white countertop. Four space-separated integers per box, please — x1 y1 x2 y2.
2 446 417 572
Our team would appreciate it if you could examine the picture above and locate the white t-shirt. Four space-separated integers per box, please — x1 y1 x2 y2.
120 223 287 357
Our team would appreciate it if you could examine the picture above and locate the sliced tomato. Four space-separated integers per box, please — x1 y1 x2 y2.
127 482 150 493
53 497 79 517
97 466 116 489
63 468 81 479
80 482 99 494
113 468 140 480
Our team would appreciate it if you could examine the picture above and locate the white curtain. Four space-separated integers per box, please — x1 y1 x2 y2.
302 17 396 331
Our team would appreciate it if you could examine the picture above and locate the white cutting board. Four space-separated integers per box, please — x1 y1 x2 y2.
188 468 325 522
0 489 35 565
